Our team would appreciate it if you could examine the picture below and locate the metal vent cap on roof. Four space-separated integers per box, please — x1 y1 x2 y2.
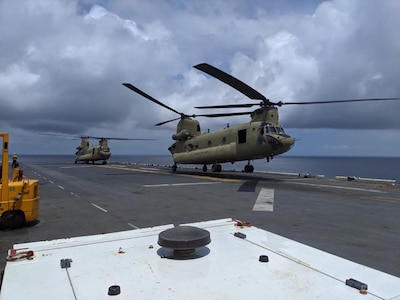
157 226 211 258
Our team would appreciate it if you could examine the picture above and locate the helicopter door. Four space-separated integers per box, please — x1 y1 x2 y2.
238 129 247 144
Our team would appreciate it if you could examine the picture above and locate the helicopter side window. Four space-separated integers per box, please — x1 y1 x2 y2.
208 140 211 146
222 137 227 144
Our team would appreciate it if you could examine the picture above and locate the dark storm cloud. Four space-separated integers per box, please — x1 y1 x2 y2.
0 0 399 155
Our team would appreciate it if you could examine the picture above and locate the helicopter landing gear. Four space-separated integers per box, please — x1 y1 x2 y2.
102 160 107 165
202 165 207 172
244 164 254 173
172 164 177 172
211 164 222 172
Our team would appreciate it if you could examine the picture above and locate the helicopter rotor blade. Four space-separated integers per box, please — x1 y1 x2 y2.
122 83 182 116
194 63 268 101
196 111 252 118
39 132 81 140
40 132 71 137
93 137 155 141
195 103 257 109
155 112 252 124
277 97 400 106
155 117 183 126
196 97 400 109
123 82 203 126
194 64 400 108
40 133 151 141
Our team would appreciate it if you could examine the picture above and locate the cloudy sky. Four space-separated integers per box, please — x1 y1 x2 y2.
1 0 399 158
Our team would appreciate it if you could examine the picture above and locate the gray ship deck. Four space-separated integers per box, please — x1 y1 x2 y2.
1 161 400 277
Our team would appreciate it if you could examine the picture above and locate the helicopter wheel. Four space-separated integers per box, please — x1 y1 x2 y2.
202 165 207 172
212 164 222 172
244 164 254 173
172 164 177 172
102 160 107 165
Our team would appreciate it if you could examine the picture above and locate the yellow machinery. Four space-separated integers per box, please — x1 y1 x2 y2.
0 132 40 229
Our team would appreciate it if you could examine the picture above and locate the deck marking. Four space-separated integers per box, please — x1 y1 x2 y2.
60 166 92 169
49 180 54 184
253 188 274 211
99 165 243 183
127 223 140 229
143 182 220 187
91 203 108 213
58 185 65 190
290 182 385 193
139 167 160 171
144 184 170 187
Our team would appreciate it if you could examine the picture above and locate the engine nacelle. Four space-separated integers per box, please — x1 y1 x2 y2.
172 129 190 141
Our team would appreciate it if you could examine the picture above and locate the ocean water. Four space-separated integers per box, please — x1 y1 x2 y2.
17 154 400 182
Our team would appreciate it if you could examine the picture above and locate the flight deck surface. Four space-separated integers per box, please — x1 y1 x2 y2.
1 161 399 281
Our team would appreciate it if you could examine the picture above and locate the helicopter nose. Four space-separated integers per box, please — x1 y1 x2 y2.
266 134 295 151
266 135 282 150
281 136 296 150
266 135 294 153
281 136 295 150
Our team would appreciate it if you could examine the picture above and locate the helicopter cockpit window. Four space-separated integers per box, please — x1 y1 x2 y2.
266 125 277 133
276 126 285 134
265 124 286 134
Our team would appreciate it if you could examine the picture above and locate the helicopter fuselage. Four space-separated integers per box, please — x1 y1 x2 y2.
75 146 111 164
169 120 295 165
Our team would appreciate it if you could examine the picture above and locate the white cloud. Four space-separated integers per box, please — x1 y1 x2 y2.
0 0 399 156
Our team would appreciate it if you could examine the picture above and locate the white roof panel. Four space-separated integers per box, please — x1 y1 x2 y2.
1 218 400 299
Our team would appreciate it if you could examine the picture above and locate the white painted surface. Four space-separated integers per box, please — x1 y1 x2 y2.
253 188 274 211
1 219 400 300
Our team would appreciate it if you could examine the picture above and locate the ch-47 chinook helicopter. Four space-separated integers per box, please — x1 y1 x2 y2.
74 136 153 164
42 133 153 164
123 63 400 173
